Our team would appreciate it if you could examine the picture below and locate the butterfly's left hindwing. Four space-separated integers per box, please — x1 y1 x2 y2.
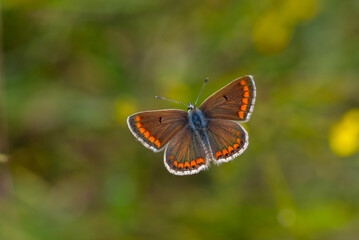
127 110 188 152
164 126 209 175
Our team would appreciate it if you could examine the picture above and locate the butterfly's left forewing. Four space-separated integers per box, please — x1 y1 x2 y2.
127 110 188 152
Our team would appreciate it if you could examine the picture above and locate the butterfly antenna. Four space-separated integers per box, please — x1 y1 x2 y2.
155 96 188 107
194 77 208 105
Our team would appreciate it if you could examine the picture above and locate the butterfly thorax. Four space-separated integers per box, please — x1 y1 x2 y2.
187 108 212 160
188 108 207 131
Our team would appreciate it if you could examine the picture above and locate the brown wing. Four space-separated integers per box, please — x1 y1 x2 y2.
164 126 209 175
199 75 256 122
206 120 248 164
127 109 188 152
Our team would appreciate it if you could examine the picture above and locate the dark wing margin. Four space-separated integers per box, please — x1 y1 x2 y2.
199 75 256 122
127 109 188 152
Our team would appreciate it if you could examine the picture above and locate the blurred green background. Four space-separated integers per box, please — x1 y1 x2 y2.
1 0 359 239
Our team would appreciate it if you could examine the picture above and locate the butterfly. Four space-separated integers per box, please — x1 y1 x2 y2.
127 75 256 176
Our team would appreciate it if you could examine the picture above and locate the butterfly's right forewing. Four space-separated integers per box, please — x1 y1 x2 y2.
199 75 256 122
127 110 188 152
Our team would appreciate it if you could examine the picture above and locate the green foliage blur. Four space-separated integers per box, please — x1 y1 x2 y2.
1 0 359 239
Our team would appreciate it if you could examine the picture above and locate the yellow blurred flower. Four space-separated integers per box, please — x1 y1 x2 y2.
329 109 359 157
252 12 292 55
114 96 137 125
252 0 319 55
282 0 319 23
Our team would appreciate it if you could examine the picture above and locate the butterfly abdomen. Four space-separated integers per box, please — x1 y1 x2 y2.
188 109 213 159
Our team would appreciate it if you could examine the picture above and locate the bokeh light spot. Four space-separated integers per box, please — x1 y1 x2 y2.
252 13 291 55
278 208 296 227
0 153 9 163
114 96 137 125
329 109 359 157
283 0 319 22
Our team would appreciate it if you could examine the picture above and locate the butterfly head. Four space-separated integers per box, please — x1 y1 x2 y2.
187 102 196 112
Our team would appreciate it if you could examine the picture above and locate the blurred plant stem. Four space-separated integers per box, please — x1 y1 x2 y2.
261 154 299 238
0 0 7 154
0 3 15 240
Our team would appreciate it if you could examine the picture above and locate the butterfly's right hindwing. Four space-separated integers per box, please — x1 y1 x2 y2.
206 119 248 164
127 110 188 152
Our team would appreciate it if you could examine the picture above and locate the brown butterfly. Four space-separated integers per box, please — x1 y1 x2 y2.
127 75 256 175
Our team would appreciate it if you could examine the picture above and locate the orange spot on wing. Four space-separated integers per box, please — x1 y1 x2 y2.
216 151 223 159
197 158 205 165
243 86 249 91
223 149 229 156
242 98 249 104
169 155 174 160
236 131 241 136
234 144 239 149
144 131 150 138
238 112 244 119
178 163 184 169
228 146 234 153
237 138 241 144
244 92 250 98
184 162 190 169
135 116 141 122
136 123 142 128
139 128 145 134
191 160 197 168
240 80 246 85
241 105 247 111
154 140 161 148
148 136 155 143
174 160 178 167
